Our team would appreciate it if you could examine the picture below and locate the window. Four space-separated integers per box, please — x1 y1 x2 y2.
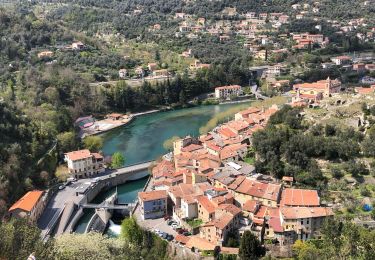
301 220 304 225
307 220 310 225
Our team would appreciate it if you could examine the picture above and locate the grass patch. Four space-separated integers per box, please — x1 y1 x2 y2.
186 218 203 228
244 156 255 165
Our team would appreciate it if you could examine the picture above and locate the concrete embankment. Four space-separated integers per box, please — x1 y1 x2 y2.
45 162 153 237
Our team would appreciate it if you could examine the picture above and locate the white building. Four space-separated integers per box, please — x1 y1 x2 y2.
64 149 105 179
72 41 85 50
215 85 242 99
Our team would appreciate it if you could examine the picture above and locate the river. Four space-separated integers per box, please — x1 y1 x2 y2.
73 102 251 234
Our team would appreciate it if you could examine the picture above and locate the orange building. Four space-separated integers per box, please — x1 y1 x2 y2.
8 190 45 223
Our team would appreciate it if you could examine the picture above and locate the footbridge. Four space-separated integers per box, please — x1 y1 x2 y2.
81 203 136 210
114 160 154 175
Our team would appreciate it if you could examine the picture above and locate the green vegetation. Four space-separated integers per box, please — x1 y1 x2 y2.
238 231 265 260
293 218 375 259
120 217 168 260
111 152 125 169
0 219 54 260
199 103 250 134
252 105 365 187
186 218 203 228
83 136 104 152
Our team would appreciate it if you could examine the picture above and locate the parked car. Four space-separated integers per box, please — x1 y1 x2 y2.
162 232 168 239
58 185 65 190
183 231 191 236
177 228 187 234
167 220 176 225
171 223 180 229
67 177 77 182
166 234 174 241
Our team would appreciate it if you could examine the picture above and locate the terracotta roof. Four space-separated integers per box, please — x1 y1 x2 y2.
355 87 375 94
226 120 250 132
332 55 351 60
139 190 167 202
206 143 221 152
281 206 333 219
152 160 175 179
238 107 261 116
280 188 320 207
218 127 237 139
185 236 216 251
197 196 216 214
9 190 43 212
221 247 239 255
65 149 92 161
91 153 103 160
181 143 203 152
218 204 242 216
242 200 259 213
212 193 233 205
235 179 281 202
175 234 190 244
212 213 235 229
215 85 241 90
282 176 294 182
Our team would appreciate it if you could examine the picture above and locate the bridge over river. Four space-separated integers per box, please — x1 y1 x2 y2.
80 203 136 210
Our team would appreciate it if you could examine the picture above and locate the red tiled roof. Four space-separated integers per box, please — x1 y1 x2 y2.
175 234 190 244
242 200 258 213
215 85 241 90
280 188 320 207
9 190 43 212
235 179 281 202
181 143 203 152
281 207 333 219
197 196 216 214
139 190 167 202
218 204 242 216
65 149 92 161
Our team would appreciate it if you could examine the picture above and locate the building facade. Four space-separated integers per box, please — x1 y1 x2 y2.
64 149 105 179
215 85 242 99
8 190 45 223
139 190 168 219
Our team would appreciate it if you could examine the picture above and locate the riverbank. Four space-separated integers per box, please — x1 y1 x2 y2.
79 109 165 138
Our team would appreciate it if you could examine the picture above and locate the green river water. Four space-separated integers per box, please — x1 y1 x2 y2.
73 102 252 234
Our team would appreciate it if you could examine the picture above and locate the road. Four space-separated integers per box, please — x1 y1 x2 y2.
89 75 175 88
37 179 89 234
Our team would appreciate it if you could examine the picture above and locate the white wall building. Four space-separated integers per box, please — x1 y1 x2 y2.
215 85 242 99
64 149 105 179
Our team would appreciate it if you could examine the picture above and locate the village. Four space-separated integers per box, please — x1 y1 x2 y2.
3 1 375 259
7 70 375 257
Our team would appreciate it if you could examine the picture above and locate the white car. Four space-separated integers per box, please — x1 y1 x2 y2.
171 223 180 229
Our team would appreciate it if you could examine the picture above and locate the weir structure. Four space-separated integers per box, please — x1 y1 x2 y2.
40 160 154 240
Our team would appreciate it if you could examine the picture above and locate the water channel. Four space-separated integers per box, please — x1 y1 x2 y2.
73 102 252 234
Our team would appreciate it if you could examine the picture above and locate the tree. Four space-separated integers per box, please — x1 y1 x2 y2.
111 152 125 168
121 216 143 245
83 136 103 152
238 231 265 260
54 232 130 260
0 218 54 260
57 131 79 153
